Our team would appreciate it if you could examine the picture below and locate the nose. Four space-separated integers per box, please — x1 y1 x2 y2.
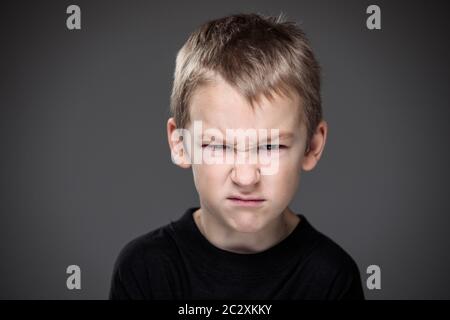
230 163 261 187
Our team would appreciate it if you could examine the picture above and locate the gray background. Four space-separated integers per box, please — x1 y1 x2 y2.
1 0 449 299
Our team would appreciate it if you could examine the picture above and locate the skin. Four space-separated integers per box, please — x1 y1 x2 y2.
167 74 327 254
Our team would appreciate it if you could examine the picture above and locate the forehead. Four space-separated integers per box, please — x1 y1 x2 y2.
188 75 304 135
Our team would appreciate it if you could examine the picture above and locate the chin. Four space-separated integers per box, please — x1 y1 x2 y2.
227 212 265 233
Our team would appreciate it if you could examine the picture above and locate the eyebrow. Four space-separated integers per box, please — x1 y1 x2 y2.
199 131 294 142
277 132 294 140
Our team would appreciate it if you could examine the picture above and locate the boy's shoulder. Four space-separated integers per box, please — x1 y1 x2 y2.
299 221 364 298
308 226 360 271
299 216 358 269
109 221 180 299
113 221 177 269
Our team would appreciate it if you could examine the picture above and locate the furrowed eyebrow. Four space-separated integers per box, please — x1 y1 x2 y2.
259 132 294 143
200 131 294 143
277 132 294 139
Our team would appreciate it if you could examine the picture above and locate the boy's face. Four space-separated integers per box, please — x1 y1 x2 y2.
168 75 326 233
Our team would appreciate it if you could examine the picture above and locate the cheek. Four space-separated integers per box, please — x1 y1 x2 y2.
266 167 299 198
192 164 228 191
265 154 302 201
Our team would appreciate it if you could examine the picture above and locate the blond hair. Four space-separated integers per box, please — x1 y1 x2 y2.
170 13 322 148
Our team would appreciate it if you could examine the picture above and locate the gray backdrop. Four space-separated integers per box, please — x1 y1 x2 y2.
1 0 449 299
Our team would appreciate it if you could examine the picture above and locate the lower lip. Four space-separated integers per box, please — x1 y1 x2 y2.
227 198 266 207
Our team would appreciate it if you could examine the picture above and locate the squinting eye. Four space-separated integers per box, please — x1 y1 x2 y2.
202 144 231 151
258 144 284 151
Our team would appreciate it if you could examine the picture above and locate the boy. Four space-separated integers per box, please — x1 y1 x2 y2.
109 13 364 300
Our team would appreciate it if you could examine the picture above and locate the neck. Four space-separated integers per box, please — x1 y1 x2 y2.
193 206 300 254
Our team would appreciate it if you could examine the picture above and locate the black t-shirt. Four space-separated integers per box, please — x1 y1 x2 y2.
109 207 365 300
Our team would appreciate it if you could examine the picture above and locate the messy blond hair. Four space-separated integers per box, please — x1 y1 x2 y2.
170 13 322 149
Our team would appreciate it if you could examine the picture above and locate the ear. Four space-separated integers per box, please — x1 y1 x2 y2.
167 117 192 169
302 120 328 171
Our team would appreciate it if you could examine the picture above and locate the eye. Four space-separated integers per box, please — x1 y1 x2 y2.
258 144 285 151
202 144 231 151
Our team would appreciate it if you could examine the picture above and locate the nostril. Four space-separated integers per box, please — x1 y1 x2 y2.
231 166 261 186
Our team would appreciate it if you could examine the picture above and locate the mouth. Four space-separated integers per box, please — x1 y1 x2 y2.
227 196 266 207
